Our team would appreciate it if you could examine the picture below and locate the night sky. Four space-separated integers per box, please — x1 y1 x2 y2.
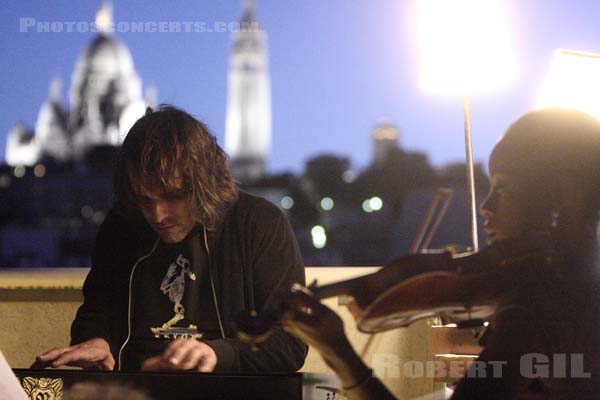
2 0 600 174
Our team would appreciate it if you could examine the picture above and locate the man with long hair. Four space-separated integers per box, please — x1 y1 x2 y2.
33 106 307 373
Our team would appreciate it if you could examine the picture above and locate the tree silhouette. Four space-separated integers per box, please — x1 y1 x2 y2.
353 148 436 220
303 154 351 201
438 162 489 192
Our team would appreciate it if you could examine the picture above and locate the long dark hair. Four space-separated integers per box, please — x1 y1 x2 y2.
114 105 238 229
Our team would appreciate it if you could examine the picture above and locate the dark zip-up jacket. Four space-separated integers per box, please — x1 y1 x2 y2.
71 191 308 372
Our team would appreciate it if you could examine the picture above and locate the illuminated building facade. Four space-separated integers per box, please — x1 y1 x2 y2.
5 2 148 166
224 0 272 183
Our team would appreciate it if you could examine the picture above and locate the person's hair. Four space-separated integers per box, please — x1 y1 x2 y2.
491 107 600 221
114 105 238 229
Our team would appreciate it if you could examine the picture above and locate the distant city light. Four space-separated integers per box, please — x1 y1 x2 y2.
370 196 383 211
311 225 325 236
33 164 46 178
13 166 26 178
320 197 334 211
537 49 600 119
362 197 383 213
0 174 11 189
81 205 93 219
362 199 373 213
417 0 517 94
280 196 294 210
342 170 356 183
311 225 327 249
92 211 105 225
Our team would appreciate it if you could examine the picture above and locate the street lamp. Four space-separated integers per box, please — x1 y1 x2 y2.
537 49 600 120
417 0 516 251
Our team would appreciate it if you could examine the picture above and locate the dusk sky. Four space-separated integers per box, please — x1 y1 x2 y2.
2 0 600 175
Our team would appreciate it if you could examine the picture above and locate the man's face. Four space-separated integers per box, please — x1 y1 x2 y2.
134 174 197 244
479 149 550 246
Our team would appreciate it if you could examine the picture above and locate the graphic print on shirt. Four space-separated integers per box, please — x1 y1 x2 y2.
150 253 203 339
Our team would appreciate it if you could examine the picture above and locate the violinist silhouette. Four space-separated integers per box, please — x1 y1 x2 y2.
281 108 600 399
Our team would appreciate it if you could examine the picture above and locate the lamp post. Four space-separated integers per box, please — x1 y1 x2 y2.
417 0 517 251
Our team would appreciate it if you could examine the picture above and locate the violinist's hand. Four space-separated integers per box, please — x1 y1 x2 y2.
280 285 353 366
141 338 217 372
281 285 378 396
31 338 114 370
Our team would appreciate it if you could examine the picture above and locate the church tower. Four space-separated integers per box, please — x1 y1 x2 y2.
371 119 400 167
224 0 272 183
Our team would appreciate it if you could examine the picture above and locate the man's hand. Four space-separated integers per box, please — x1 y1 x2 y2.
31 338 114 370
141 338 217 372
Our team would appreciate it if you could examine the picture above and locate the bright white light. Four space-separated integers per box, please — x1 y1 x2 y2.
370 196 383 211
320 197 334 211
13 166 26 178
417 0 517 94
311 225 325 236
537 49 600 120
95 1 113 34
311 225 327 249
431 323 458 328
362 199 373 213
281 196 294 210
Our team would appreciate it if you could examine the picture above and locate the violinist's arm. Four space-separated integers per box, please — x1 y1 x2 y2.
450 306 544 399
281 288 397 400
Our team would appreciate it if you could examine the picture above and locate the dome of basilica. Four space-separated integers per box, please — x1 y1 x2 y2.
5 1 150 166
79 34 135 78
66 2 144 158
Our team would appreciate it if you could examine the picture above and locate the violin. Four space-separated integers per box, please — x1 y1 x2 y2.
235 231 559 344
354 231 559 333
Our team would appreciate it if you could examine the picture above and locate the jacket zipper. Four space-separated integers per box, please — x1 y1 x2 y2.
117 238 160 371
203 227 226 339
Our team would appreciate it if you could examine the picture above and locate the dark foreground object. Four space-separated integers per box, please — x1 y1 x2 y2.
14 368 302 400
